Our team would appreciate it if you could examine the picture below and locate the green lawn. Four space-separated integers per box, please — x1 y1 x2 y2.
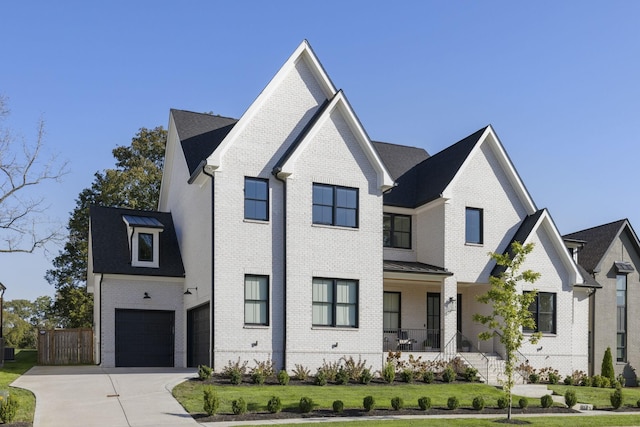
0 349 37 423
549 384 640 409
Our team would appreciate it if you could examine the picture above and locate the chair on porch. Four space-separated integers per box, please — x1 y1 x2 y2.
396 330 414 351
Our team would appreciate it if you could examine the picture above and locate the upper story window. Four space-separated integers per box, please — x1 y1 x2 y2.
244 177 269 221
383 213 411 249
616 274 627 362
312 184 358 228
312 278 358 327
524 291 556 334
465 207 483 244
122 215 164 268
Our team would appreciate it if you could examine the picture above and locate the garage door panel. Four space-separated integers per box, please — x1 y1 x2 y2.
115 309 174 367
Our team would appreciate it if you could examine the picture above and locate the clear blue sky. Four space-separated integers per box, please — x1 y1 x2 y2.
1 1 639 301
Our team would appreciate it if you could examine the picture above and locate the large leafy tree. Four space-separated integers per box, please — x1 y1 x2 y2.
3 296 57 348
473 241 541 421
46 127 167 327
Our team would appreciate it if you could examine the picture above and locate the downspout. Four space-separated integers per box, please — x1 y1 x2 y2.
202 166 215 369
272 167 287 370
588 287 597 377
98 273 103 365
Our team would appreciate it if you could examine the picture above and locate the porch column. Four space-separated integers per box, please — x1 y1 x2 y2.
442 276 458 355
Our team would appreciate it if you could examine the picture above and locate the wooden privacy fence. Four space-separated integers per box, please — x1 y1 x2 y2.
38 328 94 365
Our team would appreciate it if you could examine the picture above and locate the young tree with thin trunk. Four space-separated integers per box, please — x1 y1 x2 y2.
473 241 541 421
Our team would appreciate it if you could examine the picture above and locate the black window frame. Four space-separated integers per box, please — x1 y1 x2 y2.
383 213 412 249
312 278 359 328
524 291 556 334
465 207 483 244
138 232 154 262
244 275 269 326
616 274 627 362
312 183 359 228
244 177 269 221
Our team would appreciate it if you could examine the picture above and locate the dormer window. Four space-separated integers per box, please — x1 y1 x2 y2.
122 215 164 268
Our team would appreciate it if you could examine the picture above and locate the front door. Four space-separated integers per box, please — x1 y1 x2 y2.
426 293 440 349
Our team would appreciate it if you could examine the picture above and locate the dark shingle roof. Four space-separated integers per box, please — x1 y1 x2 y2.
491 209 545 277
171 109 238 176
384 127 487 208
383 260 452 276
372 141 429 181
89 205 185 277
563 219 628 273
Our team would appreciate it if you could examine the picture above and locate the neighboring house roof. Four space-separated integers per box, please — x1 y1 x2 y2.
383 260 452 276
171 109 238 176
563 219 640 274
89 205 185 277
372 141 430 181
383 127 486 208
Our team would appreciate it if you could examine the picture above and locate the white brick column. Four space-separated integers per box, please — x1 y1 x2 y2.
442 276 458 355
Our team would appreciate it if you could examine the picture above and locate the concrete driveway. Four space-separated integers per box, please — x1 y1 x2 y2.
11 365 199 427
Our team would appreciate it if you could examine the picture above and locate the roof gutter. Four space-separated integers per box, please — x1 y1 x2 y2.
272 166 287 370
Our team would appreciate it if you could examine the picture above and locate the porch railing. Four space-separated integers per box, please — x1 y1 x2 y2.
383 328 441 352
435 331 491 384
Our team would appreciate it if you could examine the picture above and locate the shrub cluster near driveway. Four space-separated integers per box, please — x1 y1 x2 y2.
0 349 37 424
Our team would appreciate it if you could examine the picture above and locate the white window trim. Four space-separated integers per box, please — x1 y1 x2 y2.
130 227 161 268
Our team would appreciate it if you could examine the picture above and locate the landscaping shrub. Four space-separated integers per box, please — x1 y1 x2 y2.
267 396 282 413
602 347 616 385
447 396 460 410
581 376 592 387
229 371 242 385
601 376 611 388
529 373 540 384
251 370 266 385
564 390 577 407
518 397 528 409
336 367 350 385
611 388 623 409
299 397 314 413
418 396 432 410
203 386 219 416
0 395 18 424
382 361 396 383
423 370 435 384
472 396 485 411
617 373 626 388
342 355 370 381
277 369 290 386
540 394 553 408
363 395 376 412
464 367 478 382
548 372 560 385
315 370 327 386
497 396 508 409
318 359 340 382
231 398 247 415
636 398 640 408
442 366 456 383
391 396 404 410
198 364 213 381
563 375 574 385
359 368 373 385
401 368 414 383
223 358 248 384
332 400 344 413
293 364 310 381
592 375 603 388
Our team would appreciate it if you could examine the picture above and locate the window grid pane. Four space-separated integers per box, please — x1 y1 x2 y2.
313 278 358 327
245 275 268 325
244 178 268 220
313 184 358 228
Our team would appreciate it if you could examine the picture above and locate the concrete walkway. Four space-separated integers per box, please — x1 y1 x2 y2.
11 365 198 427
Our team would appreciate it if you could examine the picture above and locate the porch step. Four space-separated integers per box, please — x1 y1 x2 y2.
458 352 525 386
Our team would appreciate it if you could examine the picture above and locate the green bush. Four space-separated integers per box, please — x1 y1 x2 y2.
464 367 478 382
565 390 577 408
0 395 18 424
518 397 529 409
335 367 349 385
592 375 603 388
299 397 314 413
447 396 459 410
363 395 376 412
601 376 611 388
442 366 456 383
277 369 290 386
198 364 213 381
563 375 574 385
315 371 327 386
332 400 344 413
497 396 508 409
611 388 623 409
540 394 553 408
391 396 404 410
359 368 373 384
602 347 616 385
382 362 396 383
203 386 219 416
472 396 485 411
229 370 242 385
400 368 414 383
617 373 626 387
418 396 432 410
251 371 266 385
636 398 640 408
581 376 592 387
267 396 282 413
231 398 247 415
423 371 435 384
548 372 559 385
529 373 540 384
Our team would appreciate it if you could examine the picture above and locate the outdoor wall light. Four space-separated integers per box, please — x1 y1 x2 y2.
184 287 198 295
332 342 338 348
143 292 151 299
252 341 258 347
448 297 456 303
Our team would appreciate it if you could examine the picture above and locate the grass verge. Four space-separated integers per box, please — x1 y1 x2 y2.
549 384 640 409
0 349 37 423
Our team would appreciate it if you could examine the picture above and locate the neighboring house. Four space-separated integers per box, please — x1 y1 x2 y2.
564 219 640 384
88 40 592 377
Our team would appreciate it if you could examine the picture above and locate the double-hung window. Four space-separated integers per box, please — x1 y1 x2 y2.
465 207 483 244
245 275 269 325
312 184 358 228
524 292 556 334
383 213 411 248
244 177 269 221
383 292 400 331
312 278 358 327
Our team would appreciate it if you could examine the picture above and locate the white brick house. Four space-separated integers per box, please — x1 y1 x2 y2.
88 40 592 376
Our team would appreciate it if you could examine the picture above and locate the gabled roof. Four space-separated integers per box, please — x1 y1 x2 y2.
563 219 640 274
171 109 237 176
89 205 185 277
372 141 429 181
